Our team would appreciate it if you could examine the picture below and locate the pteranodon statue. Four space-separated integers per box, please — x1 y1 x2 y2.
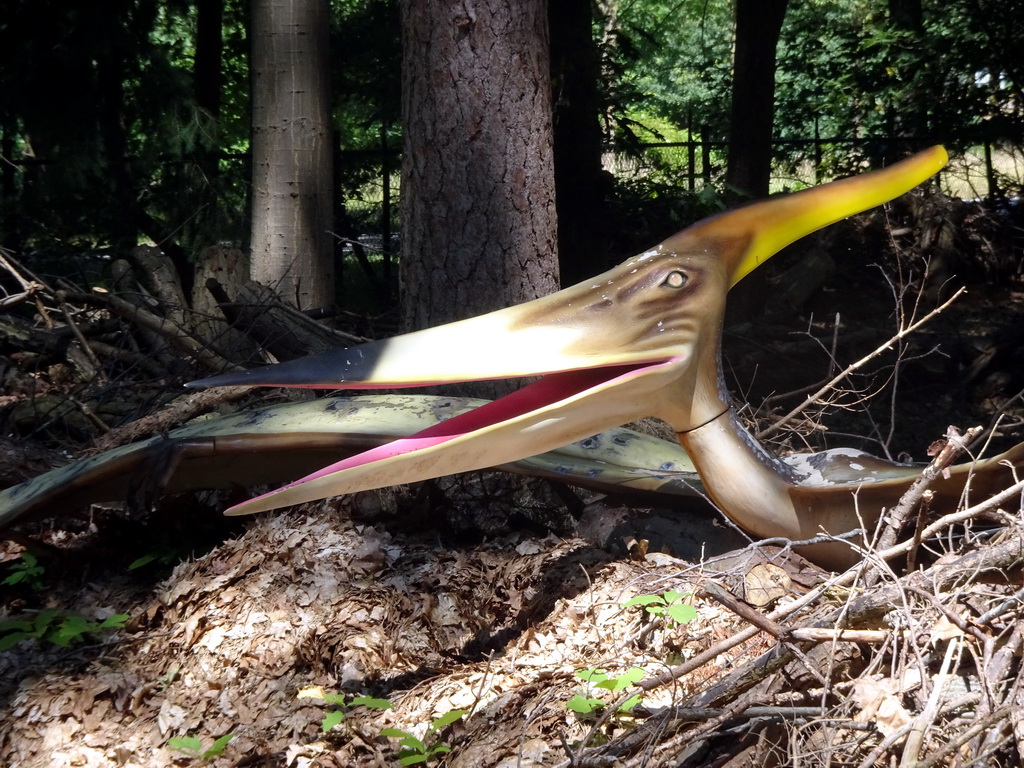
3 147 1021 568
178 146 1021 568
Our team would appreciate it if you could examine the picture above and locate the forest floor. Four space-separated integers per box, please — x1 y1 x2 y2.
1 195 1023 767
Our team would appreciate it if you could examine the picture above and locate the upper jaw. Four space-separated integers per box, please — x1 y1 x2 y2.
187 267 691 392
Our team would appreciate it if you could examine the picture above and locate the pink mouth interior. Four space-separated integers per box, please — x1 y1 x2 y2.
227 360 672 511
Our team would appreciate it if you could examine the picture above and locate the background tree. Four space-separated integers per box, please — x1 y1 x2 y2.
331 0 402 307
1 0 1022 311
724 0 788 199
549 0 609 284
249 0 334 310
398 0 559 344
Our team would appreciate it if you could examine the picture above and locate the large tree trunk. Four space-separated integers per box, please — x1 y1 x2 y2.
724 0 788 200
399 0 559 344
250 0 334 310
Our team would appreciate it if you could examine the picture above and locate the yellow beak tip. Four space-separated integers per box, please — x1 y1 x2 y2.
723 146 948 287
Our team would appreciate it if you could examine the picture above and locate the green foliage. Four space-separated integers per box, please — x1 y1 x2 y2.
317 691 392 732
625 589 698 627
606 174 725 261
605 0 735 141
604 0 1024 178
566 667 645 716
1 0 1019 295
2 551 45 591
166 733 234 761
381 709 467 765
127 547 185 572
0 609 129 651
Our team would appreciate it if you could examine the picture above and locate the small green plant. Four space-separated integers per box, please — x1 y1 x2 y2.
127 547 182 571
319 692 392 732
167 733 234 761
2 551 45 591
566 667 645 716
624 589 697 627
381 709 467 765
0 609 129 651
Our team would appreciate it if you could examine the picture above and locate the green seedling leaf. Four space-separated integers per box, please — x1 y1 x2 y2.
619 694 643 713
51 614 92 646
31 610 62 636
321 710 345 732
623 594 666 608
349 695 392 710
321 692 349 706
0 616 35 646
205 734 234 757
574 668 610 684
398 754 430 766
429 709 466 732
666 602 698 625
100 614 130 629
128 548 180 571
0 618 34 633
566 694 604 714
381 728 425 753
167 735 204 757
3 552 45 589
594 667 645 692
662 589 687 604
0 631 28 652
127 554 158 571
168 733 233 759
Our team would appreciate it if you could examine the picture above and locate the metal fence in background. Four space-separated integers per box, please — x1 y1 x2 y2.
608 138 1024 199
340 137 1024 288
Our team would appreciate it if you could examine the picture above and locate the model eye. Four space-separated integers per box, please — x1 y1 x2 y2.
662 270 687 289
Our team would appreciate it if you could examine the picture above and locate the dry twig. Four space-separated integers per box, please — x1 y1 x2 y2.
758 287 965 441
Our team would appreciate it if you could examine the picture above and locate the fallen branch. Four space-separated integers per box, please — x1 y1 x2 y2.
62 288 242 376
870 424 984 577
89 385 259 453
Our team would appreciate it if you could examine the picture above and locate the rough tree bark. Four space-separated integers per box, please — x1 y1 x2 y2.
399 0 559 340
250 0 334 310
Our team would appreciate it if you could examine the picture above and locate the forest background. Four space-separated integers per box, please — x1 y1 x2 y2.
2 0 1022 320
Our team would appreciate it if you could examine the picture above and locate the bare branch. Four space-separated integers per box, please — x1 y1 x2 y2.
758 287 965 440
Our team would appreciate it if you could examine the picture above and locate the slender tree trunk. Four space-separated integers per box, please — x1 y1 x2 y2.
725 0 788 200
549 0 609 284
96 45 194 295
724 0 787 321
399 0 559 344
250 0 334 310
195 0 223 181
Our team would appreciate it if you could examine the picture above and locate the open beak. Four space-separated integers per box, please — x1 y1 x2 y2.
189 147 947 515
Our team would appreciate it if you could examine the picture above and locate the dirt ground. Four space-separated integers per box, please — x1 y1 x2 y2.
1 195 1023 767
